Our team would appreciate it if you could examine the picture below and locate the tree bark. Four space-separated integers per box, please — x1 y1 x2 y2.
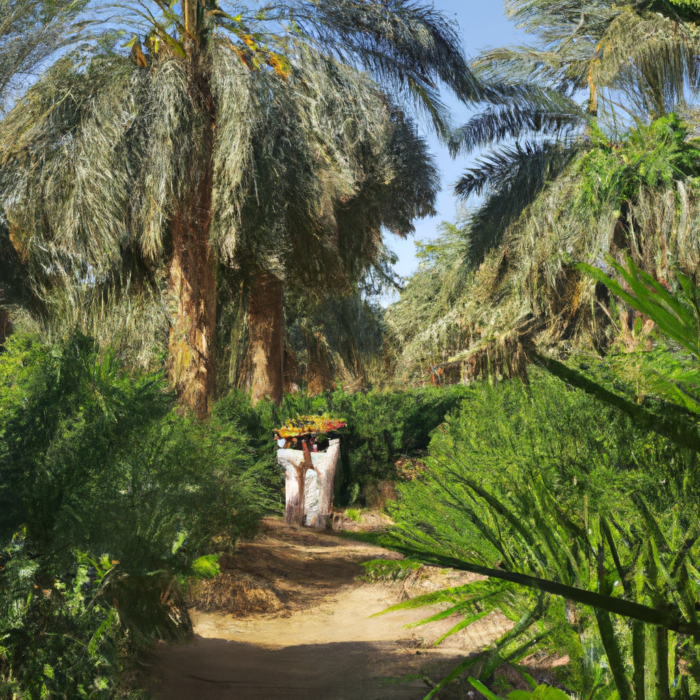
239 269 284 406
0 307 9 349
305 328 334 396
167 69 217 420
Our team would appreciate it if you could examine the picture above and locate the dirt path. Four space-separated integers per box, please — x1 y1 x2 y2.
146 519 514 700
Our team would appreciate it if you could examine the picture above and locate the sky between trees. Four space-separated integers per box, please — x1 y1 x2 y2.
385 0 525 287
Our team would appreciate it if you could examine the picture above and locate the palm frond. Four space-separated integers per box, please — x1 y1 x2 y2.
0 0 90 112
593 8 700 116
276 0 481 133
450 101 583 156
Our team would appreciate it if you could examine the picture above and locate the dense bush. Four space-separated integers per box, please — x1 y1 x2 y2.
0 333 269 698
274 385 469 504
388 371 699 696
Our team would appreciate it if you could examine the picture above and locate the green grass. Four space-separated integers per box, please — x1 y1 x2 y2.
345 508 363 522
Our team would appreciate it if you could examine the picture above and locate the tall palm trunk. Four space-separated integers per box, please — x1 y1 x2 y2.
0 308 9 348
305 330 334 396
238 269 284 406
167 64 217 419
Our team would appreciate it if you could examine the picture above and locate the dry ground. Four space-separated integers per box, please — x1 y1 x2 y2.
146 518 547 700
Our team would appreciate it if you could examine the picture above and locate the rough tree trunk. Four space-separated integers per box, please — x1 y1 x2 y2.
305 329 334 396
167 68 217 420
0 308 9 348
238 270 284 406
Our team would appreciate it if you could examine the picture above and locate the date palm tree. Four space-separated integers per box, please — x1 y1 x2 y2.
0 0 87 347
390 0 700 381
0 0 476 415
446 0 700 271
218 59 438 403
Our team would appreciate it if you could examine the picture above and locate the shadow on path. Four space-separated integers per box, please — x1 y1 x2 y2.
147 637 462 700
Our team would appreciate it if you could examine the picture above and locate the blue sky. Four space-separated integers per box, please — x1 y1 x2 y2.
385 1 525 283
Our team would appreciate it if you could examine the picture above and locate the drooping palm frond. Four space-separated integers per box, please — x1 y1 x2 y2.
449 96 583 156
0 47 147 280
209 39 439 310
472 1 700 120
392 114 700 380
272 0 481 135
449 25 590 268
101 0 479 138
455 140 580 266
593 7 700 116
386 218 473 378
0 0 89 112
286 289 389 393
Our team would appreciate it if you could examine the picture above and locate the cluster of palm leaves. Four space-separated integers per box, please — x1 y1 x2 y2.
389 0 700 384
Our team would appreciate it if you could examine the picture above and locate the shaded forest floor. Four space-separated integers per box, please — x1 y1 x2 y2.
145 519 561 699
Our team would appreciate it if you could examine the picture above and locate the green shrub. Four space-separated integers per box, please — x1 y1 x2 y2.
387 371 700 695
212 390 285 510
0 333 269 698
0 540 146 700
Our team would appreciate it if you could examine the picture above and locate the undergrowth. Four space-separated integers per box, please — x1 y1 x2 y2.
0 333 271 698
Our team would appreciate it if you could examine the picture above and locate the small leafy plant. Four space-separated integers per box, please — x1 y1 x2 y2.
468 677 570 700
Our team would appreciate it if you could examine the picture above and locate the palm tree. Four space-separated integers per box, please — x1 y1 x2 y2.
475 0 700 118
0 0 476 415
283 247 400 395
389 0 700 381
445 0 700 271
0 0 86 348
212 58 438 403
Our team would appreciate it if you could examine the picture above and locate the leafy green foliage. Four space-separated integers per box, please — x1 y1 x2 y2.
387 371 700 696
191 555 221 579
573 115 700 215
211 390 285 508
581 254 700 360
344 508 362 523
0 333 270 697
468 677 570 700
1 541 143 700
284 286 390 394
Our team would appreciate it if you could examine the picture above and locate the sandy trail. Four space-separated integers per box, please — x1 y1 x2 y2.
147 519 513 700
